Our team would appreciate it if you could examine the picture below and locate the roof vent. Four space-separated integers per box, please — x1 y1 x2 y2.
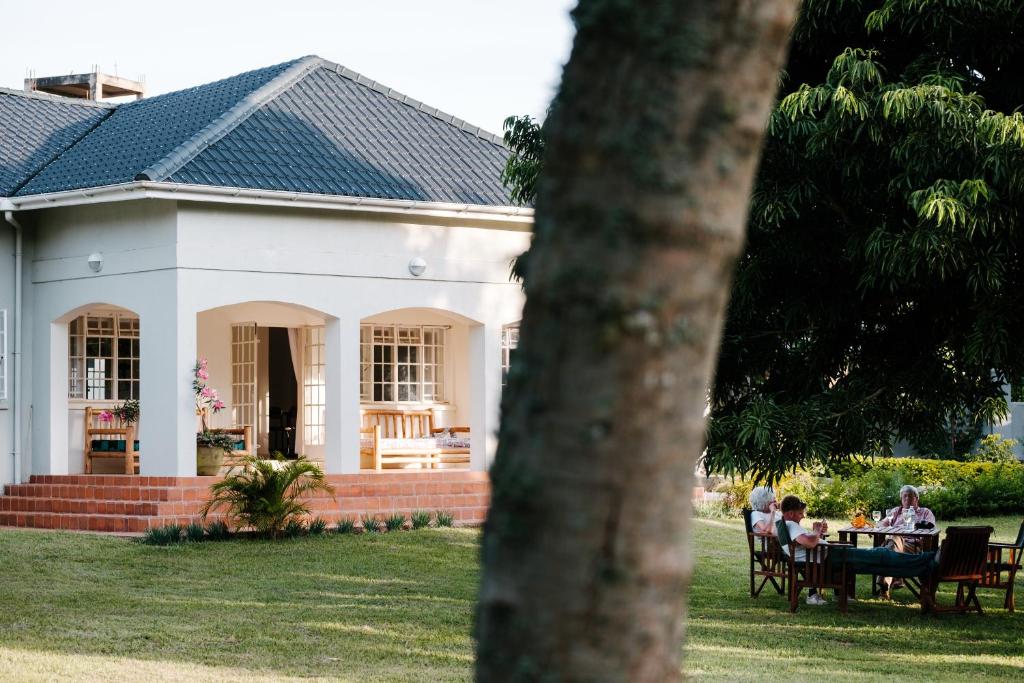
24 66 144 101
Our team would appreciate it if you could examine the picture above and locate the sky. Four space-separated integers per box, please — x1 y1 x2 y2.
0 0 577 136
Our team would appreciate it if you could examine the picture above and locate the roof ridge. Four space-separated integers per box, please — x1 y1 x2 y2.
136 56 324 182
0 86 116 109
317 59 505 147
5 102 116 196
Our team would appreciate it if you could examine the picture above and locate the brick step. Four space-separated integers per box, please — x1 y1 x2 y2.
3 483 211 501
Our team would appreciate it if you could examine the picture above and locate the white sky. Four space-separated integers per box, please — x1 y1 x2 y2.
0 0 577 136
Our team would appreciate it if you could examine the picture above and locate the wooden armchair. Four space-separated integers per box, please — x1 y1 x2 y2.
84 407 138 474
979 519 1023 612
743 509 787 597
921 526 993 615
776 518 852 613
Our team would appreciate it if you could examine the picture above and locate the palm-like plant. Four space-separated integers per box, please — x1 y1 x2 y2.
200 455 334 539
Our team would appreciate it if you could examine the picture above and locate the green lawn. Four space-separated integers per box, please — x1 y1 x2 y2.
0 517 1020 682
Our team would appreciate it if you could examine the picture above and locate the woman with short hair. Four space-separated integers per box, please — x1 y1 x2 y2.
748 486 780 534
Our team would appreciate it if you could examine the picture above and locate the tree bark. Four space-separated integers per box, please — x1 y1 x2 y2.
475 2 799 681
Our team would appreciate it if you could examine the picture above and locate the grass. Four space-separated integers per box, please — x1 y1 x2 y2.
0 516 1020 681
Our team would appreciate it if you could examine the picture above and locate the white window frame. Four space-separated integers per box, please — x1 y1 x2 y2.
231 323 257 430
68 313 140 401
501 323 520 387
303 326 326 446
359 324 447 404
0 309 7 401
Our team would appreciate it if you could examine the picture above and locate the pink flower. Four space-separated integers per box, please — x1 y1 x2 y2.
98 410 114 422
201 387 215 398
212 400 226 412
197 369 209 380
200 358 209 369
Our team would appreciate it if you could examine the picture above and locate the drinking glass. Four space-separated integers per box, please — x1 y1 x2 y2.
872 510 882 525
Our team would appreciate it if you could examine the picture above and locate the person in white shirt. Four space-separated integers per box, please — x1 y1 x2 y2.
779 494 829 605
748 486 780 534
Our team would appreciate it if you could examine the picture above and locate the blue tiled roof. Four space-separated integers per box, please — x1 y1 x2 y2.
0 89 111 196
17 59 303 196
11 56 513 207
170 63 511 205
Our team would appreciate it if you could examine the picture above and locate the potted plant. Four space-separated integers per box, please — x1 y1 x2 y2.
193 359 229 475
196 429 237 475
97 399 141 452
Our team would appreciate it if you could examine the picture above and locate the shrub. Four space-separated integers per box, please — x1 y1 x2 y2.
205 520 230 541
283 519 304 538
714 479 756 512
336 518 356 534
410 510 432 529
362 516 381 533
384 513 406 532
692 498 732 519
967 434 1019 463
200 455 335 539
308 517 328 535
185 522 206 543
143 523 183 546
435 510 455 528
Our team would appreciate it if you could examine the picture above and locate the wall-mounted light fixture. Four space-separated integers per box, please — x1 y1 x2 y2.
408 256 427 277
87 252 104 273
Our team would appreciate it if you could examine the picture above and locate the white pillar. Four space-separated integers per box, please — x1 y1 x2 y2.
139 283 196 476
37 321 69 475
325 317 361 473
469 322 502 471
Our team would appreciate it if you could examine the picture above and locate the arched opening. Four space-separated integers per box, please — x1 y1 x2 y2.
359 307 480 470
57 303 142 474
197 301 332 464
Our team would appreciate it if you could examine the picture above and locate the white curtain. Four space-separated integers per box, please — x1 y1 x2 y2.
287 328 303 454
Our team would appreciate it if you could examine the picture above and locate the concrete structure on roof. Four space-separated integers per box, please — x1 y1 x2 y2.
25 70 145 101
0 56 532 489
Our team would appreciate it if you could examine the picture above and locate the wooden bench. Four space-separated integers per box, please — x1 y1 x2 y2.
83 407 138 475
360 409 470 470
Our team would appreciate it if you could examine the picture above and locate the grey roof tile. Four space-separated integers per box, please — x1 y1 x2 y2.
0 89 111 196
16 58 307 196
10 56 514 207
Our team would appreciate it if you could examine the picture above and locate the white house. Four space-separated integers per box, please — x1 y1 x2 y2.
0 56 532 487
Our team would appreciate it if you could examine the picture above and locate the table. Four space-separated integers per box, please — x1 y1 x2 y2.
837 525 941 598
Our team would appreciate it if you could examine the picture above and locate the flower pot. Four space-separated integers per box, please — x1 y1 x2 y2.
196 446 225 476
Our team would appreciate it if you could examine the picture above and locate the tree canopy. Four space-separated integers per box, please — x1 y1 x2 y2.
502 0 1024 480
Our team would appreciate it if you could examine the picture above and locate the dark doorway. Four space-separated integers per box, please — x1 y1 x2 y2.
268 327 298 456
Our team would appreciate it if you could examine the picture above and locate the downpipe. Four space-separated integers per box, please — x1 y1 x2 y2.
3 206 23 484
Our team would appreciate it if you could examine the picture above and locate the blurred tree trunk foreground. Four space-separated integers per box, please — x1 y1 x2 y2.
476 2 799 681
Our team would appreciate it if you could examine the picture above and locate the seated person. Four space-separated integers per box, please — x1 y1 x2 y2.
881 484 936 595
882 484 936 552
779 494 829 605
748 486 780 534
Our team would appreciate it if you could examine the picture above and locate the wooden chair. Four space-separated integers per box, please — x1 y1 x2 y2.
83 407 138 474
979 520 1024 612
776 518 852 613
743 508 787 597
920 526 993 615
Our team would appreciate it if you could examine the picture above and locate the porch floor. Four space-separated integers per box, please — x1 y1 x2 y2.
0 471 490 533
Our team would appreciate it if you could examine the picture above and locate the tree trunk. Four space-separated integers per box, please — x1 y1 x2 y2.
475 2 798 681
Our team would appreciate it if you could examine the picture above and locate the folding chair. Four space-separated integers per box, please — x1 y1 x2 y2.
743 508 787 597
776 518 852 613
921 526 993 615
979 519 1023 612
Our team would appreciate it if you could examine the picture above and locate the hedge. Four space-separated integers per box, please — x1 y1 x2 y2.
713 457 1024 521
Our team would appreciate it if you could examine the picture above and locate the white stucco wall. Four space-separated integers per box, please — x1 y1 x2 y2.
15 197 528 479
